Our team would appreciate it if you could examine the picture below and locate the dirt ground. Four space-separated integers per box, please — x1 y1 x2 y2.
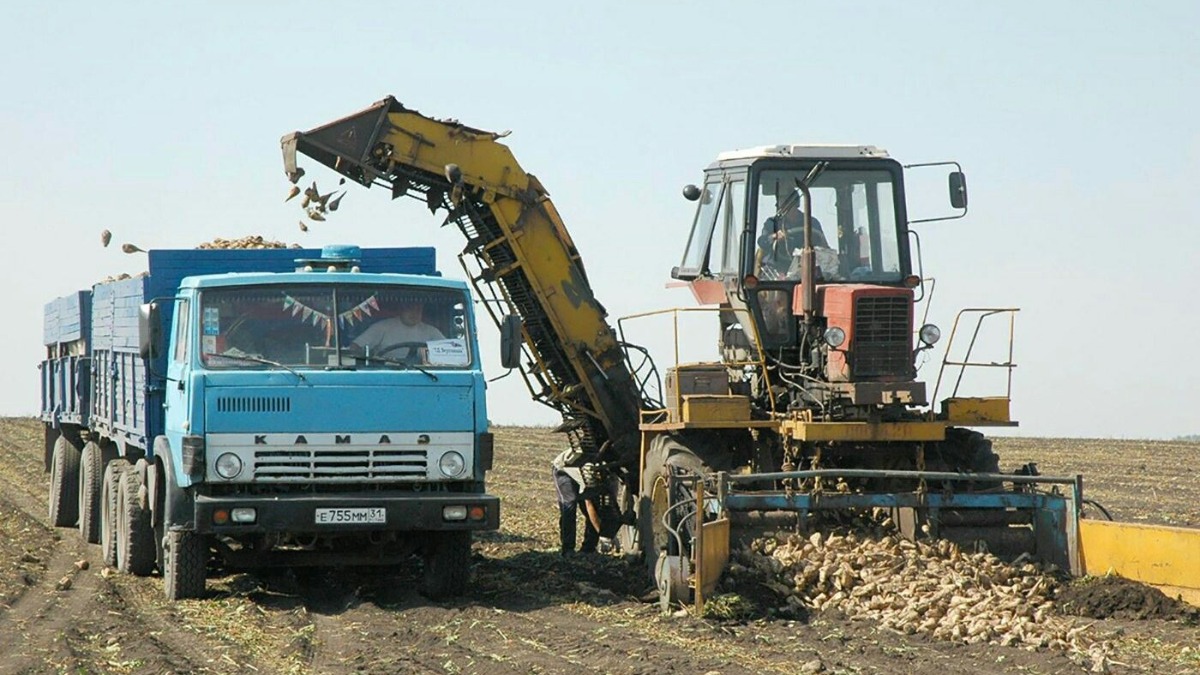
0 417 1196 675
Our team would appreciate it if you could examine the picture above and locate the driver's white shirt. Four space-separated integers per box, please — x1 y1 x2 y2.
353 319 445 355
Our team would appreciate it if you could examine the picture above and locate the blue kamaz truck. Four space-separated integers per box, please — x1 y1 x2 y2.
39 244 499 600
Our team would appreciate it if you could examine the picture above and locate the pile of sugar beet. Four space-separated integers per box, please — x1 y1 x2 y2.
715 515 1194 671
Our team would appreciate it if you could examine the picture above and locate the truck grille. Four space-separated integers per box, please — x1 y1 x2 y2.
216 396 291 413
252 448 427 482
852 295 911 379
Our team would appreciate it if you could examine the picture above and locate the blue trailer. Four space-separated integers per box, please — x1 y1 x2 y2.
40 245 499 599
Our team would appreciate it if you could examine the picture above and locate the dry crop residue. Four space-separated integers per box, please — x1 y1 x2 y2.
0 419 1197 674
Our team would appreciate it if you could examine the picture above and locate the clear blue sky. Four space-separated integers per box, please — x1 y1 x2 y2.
3 2 1197 439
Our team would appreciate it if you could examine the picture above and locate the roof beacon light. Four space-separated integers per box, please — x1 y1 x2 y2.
295 244 363 272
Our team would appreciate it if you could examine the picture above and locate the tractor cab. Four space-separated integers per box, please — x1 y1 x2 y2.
674 145 966 420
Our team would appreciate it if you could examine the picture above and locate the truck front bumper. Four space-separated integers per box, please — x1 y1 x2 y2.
192 492 500 535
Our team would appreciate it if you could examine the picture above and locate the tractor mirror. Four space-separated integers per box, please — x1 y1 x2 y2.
682 184 701 201
138 302 160 359
949 171 968 210
499 314 523 369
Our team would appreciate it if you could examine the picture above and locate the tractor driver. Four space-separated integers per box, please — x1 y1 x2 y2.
352 299 445 360
757 189 828 280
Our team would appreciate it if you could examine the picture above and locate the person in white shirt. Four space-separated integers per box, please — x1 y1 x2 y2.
353 300 445 360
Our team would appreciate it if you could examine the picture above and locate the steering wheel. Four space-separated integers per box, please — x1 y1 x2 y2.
376 341 428 363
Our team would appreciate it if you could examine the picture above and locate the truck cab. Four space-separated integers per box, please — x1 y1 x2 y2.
41 243 497 601
152 245 496 598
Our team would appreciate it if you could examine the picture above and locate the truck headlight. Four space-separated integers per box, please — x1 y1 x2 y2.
215 452 243 480
438 451 465 478
823 327 846 348
919 324 941 346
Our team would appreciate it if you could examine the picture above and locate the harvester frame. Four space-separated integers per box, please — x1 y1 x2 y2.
281 96 1200 610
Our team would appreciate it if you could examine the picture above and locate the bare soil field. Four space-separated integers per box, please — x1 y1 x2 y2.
0 417 1196 674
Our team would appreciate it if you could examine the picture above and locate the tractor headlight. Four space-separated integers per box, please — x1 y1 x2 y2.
214 452 243 480
823 327 846 348
919 324 941 346
438 451 466 478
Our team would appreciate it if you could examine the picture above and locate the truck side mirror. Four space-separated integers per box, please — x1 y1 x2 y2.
138 302 160 359
949 171 968 210
499 314 523 369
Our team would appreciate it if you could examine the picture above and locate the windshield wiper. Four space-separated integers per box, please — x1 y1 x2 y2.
348 353 439 381
212 353 308 382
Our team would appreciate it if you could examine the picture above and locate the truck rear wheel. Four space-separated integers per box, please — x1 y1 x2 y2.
100 460 129 568
78 441 109 543
163 530 208 600
117 467 156 576
49 436 81 527
420 531 471 600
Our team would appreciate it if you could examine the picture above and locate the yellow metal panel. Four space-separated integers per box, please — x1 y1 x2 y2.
694 517 731 613
639 420 781 432
681 395 750 424
1079 519 1200 608
782 420 947 442
941 397 1011 424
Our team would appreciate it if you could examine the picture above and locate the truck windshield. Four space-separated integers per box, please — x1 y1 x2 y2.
198 285 473 370
754 168 905 283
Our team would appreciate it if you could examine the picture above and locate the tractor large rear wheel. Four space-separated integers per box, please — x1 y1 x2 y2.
639 434 710 604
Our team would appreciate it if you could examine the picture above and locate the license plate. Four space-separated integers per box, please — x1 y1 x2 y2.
314 507 386 525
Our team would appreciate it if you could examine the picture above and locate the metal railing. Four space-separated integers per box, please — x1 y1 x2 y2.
931 307 1019 406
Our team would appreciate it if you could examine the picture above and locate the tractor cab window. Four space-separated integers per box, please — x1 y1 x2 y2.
675 181 724 279
198 284 473 369
754 168 904 284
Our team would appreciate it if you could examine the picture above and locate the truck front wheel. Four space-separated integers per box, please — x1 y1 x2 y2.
163 530 208 600
117 467 156 576
48 436 81 527
420 531 471 600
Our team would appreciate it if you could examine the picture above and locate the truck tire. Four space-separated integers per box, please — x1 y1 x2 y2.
44 426 60 474
420 531 471 600
117 466 156 576
100 460 129 568
163 530 208 600
49 436 81 527
78 441 108 543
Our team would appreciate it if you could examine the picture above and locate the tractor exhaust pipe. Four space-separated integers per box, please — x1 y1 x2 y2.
797 181 817 324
